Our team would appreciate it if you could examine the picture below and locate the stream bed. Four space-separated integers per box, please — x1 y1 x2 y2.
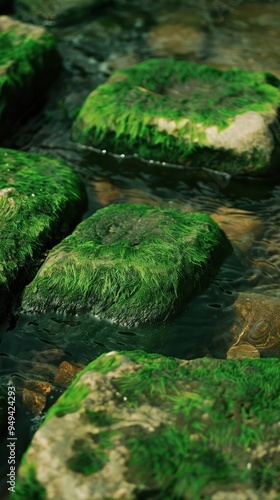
0 0 280 495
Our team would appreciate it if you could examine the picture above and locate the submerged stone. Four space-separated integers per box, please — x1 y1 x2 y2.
21 203 230 325
15 350 280 499
0 148 86 320
16 0 106 26
227 292 280 359
0 15 60 140
72 58 280 176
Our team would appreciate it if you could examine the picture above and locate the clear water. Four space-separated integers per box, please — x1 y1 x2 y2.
1 0 280 494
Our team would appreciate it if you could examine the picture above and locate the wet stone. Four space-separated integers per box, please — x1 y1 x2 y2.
21 203 230 326
0 148 86 320
227 292 280 359
211 207 263 253
0 15 61 140
16 0 107 26
72 58 280 176
54 361 84 387
15 351 280 499
147 25 206 57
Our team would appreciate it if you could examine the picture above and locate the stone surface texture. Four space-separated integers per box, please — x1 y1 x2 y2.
15 350 280 499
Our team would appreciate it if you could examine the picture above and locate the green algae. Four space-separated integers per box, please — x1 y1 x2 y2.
14 462 46 500
126 424 231 499
67 431 117 476
0 148 86 319
16 0 103 26
43 382 90 424
0 18 60 138
21 203 230 325
85 409 120 427
72 58 280 174
17 351 280 498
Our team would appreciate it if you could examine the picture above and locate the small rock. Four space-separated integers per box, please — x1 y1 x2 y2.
54 361 84 387
147 25 206 57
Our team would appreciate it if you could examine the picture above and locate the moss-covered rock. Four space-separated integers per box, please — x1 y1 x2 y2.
21 203 230 325
72 58 280 176
16 0 106 26
0 15 60 140
0 148 86 320
15 350 280 499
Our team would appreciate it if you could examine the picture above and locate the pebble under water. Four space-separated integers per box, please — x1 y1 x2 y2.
1 0 280 494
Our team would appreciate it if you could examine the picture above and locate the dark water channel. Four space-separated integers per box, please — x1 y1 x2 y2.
1 0 280 494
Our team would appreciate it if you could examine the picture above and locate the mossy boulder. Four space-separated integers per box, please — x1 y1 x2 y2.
15 351 280 499
16 0 106 26
72 58 280 176
0 148 86 320
21 203 230 325
0 15 60 140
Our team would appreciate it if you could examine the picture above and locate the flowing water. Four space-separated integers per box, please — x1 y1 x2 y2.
1 0 280 494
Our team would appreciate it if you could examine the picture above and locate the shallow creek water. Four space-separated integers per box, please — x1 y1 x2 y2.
1 0 280 493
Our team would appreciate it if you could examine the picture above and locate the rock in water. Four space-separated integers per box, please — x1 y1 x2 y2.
72 58 280 176
0 148 86 320
227 292 280 358
0 15 60 140
16 0 106 26
15 351 280 499
21 204 230 325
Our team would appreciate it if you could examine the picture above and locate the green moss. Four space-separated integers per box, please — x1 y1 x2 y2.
21 204 230 325
67 431 116 476
126 424 231 499
14 462 46 500
44 382 90 423
85 353 123 374
85 409 120 426
0 148 86 319
18 351 280 498
72 58 280 174
0 18 61 138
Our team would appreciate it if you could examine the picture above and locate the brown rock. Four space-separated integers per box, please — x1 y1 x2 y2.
147 25 206 57
54 361 84 387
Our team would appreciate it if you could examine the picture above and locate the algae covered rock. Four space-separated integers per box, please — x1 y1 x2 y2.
21 203 230 325
72 58 280 176
0 148 86 320
16 0 106 26
0 15 60 140
15 351 280 499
